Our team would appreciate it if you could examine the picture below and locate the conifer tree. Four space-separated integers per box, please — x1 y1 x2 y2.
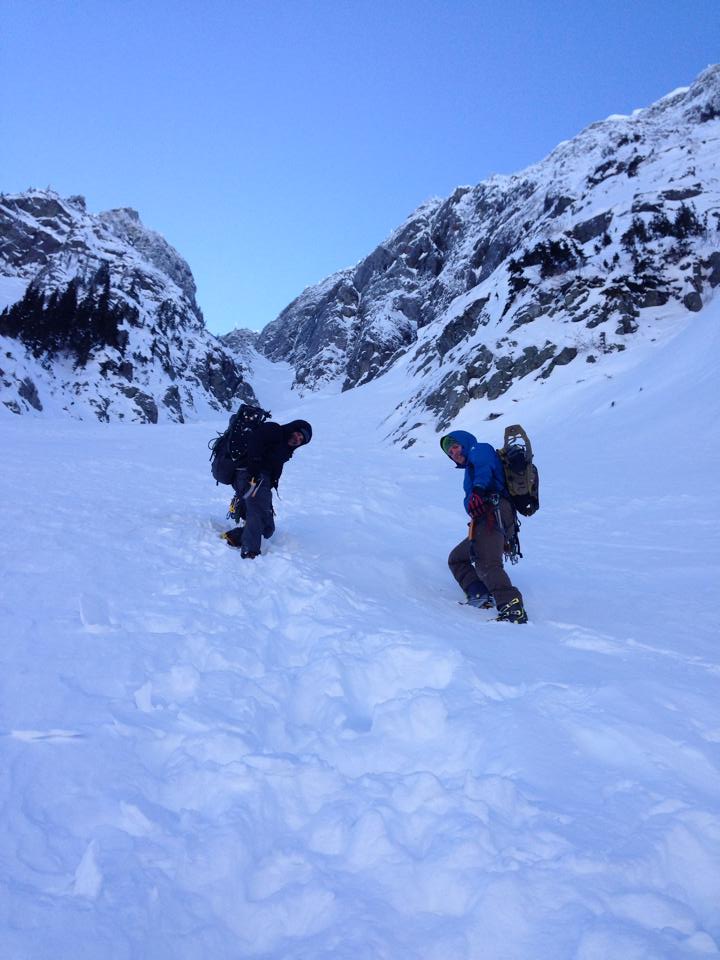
55 278 79 351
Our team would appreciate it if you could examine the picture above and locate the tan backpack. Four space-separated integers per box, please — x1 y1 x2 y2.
497 424 540 517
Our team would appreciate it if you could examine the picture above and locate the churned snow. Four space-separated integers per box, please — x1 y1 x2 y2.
1 305 719 958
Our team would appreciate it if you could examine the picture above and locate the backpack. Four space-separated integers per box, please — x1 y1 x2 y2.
497 424 540 516
209 403 271 485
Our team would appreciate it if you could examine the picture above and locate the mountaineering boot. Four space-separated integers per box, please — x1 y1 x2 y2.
222 527 244 548
496 597 528 624
465 589 494 609
461 579 494 609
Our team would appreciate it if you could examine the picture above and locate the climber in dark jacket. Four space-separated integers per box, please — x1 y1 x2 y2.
440 430 528 623
224 419 312 558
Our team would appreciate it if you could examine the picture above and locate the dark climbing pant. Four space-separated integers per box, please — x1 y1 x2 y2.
231 469 275 554
448 498 523 610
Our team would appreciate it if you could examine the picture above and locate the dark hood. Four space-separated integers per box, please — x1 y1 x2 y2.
282 419 312 445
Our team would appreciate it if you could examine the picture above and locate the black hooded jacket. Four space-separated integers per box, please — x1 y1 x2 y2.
244 419 312 486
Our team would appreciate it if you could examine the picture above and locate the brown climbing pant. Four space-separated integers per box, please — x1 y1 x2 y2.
448 498 523 610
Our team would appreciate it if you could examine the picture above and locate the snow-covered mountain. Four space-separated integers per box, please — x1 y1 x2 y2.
256 65 720 442
219 326 259 355
0 191 255 422
218 326 261 378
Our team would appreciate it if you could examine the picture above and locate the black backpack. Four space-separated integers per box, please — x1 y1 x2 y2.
497 424 540 517
209 403 271 485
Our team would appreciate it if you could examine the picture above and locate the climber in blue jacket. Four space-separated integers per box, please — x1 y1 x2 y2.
440 430 528 623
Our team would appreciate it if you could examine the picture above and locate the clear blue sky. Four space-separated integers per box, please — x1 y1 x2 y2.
2 0 719 334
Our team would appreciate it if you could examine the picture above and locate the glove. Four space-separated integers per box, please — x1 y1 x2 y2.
467 491 487 519
468 490 499 519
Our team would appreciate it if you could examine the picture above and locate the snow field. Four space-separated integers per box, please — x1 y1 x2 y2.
1 315 720 958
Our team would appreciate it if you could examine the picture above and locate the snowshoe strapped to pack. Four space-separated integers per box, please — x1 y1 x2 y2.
209 403 271 485
497 424 540 517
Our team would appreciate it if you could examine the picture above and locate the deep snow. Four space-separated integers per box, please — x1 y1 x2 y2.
1 308 719 959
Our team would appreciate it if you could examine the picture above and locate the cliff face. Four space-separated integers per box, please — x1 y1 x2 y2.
255 66 720 438
0 191 254 421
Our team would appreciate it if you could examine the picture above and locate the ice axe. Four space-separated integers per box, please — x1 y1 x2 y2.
243 477 264 499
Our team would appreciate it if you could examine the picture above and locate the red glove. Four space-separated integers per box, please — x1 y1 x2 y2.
467 491 486 519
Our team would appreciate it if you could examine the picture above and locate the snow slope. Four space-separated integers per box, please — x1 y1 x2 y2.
1 306 719 958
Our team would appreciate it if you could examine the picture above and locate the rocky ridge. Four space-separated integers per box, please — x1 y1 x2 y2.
218 327 260 370
255 65 720 440
0 191 254 421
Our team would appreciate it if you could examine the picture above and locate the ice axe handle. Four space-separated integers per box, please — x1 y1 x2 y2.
243 478 264 499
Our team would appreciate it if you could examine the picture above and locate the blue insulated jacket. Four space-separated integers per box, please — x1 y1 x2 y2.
442 430 508 514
